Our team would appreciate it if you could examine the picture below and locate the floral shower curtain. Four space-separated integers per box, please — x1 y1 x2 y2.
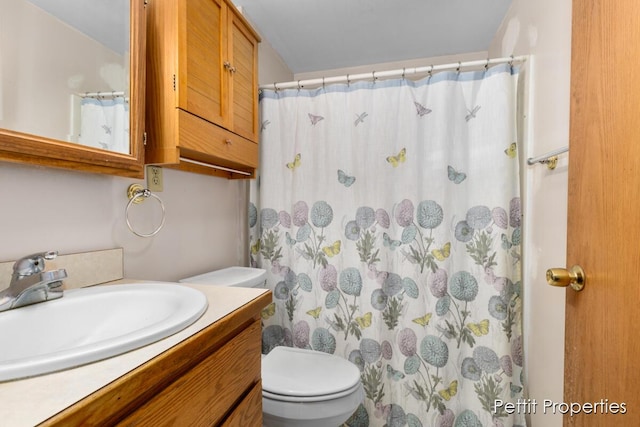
249 64 525 427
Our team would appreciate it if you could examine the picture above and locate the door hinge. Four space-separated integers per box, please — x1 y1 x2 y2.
143 131 147 146
172 74 176 91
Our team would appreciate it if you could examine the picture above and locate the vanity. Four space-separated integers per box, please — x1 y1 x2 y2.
0 283 271 426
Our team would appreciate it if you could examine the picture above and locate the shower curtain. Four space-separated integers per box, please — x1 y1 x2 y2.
249 64 525 427
78 96 129 154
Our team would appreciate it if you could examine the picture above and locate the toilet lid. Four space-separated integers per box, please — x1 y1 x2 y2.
262 347 361 397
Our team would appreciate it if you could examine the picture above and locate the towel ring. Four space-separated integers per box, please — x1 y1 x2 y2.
125 184 166 238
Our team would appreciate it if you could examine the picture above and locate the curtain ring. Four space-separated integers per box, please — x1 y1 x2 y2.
426 65 434 82
372 71 377 83
322 77 325 89
273 82 278 91
456 62 461 73
346 74 350 86
485 58 490 71
125 184 166 238
297 80 302 91
402 68 406 80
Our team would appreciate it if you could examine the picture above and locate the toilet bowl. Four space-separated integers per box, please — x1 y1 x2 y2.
180 267 364 427
262 346 364 427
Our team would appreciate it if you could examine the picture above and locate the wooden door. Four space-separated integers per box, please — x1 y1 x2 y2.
565 0 640 425
228 10 260 143
179 0 226 126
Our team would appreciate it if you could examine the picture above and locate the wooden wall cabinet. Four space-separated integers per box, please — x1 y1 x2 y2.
146 0 261 179
42 291 271 426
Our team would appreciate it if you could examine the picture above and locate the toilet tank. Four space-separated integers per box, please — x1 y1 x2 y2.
179 267 267 288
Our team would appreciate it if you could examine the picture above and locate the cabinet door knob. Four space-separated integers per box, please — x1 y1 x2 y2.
223 61 237 73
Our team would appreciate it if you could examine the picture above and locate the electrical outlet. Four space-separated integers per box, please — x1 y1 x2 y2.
146 165 164 192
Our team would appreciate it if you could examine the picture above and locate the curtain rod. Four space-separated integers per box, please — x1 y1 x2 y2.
260 55 528 91
77 91 126 99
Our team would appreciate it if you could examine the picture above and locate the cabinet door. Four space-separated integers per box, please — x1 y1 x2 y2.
221 381 263 426
228 11 260 142
179 0 226 127
117 321 262 426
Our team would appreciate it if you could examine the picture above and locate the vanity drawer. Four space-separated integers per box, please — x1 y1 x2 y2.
118 319 261 426
221 380 263 427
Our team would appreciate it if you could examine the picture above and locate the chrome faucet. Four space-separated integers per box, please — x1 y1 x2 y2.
0 251 67 312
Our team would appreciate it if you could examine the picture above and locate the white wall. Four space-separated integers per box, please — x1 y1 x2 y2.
293 51 487 82
0 163 248 282
489 1 572 426
258 38 293 86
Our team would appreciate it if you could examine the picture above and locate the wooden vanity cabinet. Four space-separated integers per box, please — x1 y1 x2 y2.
41 291 271 426
146 0 261 178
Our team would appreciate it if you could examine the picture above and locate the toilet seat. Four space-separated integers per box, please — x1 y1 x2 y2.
262 346 361 400
263 381 363 403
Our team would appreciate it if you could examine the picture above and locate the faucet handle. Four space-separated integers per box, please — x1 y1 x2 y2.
12 251 58 277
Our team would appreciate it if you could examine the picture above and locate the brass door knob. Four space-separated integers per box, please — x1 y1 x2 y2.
546 265 585 291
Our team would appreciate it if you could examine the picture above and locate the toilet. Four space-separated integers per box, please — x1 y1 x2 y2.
180 267 364 427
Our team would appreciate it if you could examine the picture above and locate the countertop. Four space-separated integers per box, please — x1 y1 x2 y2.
0 281 270 427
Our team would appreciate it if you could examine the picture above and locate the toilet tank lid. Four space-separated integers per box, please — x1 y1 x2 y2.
179 267 267 288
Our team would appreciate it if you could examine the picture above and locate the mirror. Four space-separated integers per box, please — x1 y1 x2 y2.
0 0 145 178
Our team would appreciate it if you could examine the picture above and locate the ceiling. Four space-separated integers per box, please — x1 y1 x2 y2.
230 0 514 74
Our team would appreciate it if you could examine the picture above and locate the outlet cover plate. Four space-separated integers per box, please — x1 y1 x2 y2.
146 165 164 192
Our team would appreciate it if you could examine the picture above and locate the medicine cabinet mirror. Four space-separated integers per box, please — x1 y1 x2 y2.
0 0 146 178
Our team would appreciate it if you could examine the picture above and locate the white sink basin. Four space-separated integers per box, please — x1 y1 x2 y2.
0 283 208 381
